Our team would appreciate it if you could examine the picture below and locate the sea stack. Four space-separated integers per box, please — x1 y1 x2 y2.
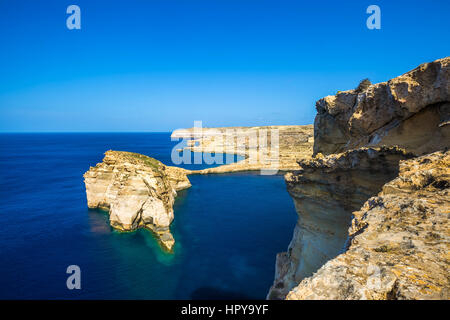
83 150 191 251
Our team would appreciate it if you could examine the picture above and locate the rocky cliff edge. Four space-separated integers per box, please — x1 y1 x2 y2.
314 57 449 156
270 57 450 300
286 151 449 300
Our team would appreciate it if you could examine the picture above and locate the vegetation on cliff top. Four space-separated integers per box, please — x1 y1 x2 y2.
106 150 163 172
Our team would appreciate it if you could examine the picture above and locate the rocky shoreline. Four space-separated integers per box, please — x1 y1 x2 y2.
83 126 314 251
172 125 314 174
83 57 449 299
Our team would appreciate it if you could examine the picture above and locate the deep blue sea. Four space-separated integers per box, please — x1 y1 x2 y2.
0 133 297 299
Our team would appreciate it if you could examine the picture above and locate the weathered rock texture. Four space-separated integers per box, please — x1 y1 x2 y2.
172 125 314 174
267 147 414 299
286 151 450 300
314 57 449 156
83 150 191 251
270 57 450 300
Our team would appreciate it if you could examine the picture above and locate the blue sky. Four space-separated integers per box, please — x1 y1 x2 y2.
0 0 449 132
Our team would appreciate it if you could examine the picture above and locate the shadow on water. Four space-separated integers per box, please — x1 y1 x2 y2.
190 287 254 300
87 208 180 265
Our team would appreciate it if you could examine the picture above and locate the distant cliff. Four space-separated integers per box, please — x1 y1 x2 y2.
83 151 191 251
172 125 314 173
269 57 450 300
83 126 313 252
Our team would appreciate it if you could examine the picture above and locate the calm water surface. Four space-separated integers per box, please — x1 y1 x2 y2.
0 133 296 299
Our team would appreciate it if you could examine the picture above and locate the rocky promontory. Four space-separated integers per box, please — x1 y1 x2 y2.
83 150 191 251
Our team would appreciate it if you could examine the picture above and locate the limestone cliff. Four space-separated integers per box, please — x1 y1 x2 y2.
267 147 414 299
286 151 449 300
83 150 191 251
314 57 449 156
270 57 450 300
172 125 314 173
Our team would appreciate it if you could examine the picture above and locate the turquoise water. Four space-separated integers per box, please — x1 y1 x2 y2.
0 133 297 299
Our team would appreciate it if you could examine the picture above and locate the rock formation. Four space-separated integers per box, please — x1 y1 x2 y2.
269 57 450 300
83 150 191 251
314 57 449 156
267 147 415 299
286 151 449 300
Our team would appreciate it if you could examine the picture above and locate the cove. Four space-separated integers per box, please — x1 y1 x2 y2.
0 133 297 299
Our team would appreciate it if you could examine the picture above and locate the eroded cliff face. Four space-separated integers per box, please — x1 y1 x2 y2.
314 57 449 156
267 147 414 299
83 150 191 251
286 151 450 300
270 57 450 300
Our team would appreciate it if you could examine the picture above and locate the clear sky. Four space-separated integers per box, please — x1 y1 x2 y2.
0 0 449 132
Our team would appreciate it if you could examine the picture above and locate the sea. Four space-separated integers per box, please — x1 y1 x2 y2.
0 133 297 299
